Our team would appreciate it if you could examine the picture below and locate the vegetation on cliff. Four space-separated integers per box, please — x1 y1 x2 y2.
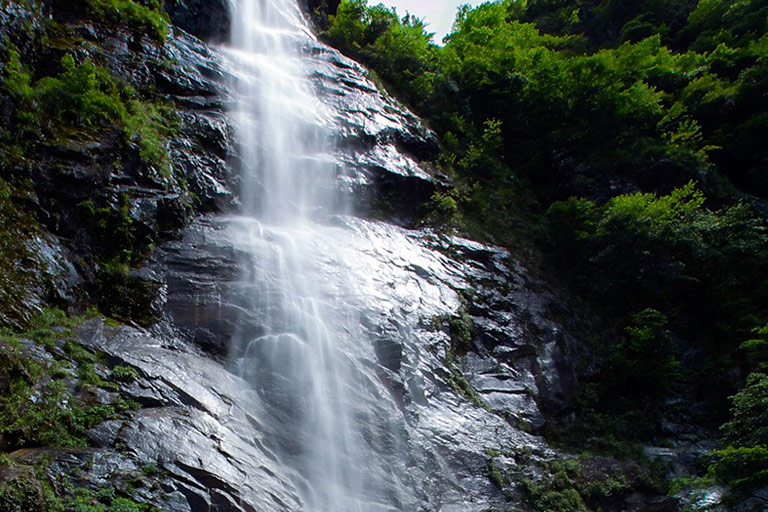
325 0 768 502
0 309 158 511
0 0 193 328
0 1 184 506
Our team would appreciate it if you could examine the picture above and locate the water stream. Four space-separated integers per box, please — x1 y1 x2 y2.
224 1 404 510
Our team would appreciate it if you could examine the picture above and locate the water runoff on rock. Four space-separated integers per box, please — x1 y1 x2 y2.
223 1 410 510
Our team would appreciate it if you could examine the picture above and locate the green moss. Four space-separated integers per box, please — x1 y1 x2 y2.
21 308 80 349
64 339 98 366
83 0 170 41
517 454 664 512
668 475 714 496
77 362 119 391
96 263 160 327
79 196 138 264
444 361 489 411
487 455 510 491
41 483 161 512
0 378 89 448
426 301 488 409
124 98 179 176
139 464 158 477
110 365 138 383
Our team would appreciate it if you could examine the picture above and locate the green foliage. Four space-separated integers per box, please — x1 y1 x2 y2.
49 485 161 512
95 260 160 326
0 467 161 512
37 54 126 131
720 372 768 448
604 309 681 406
740 324 768 373
327 0 768 204
82 0 170 41
443 363 488 410
428 306 489 409
1 50 177 173
687 0 768 51
428 191 458 225
0 475 45 512
486 454 509 490
521 455 663 512
124 98 178 175
77 193 158 324
0 377 89 448
547 183 768 439
140 464 158 476
326 0 367 51
448 297 473 354
0 49 39 160
78 194 150 265
548 183 768 347
521 460 589 512
709 445 768 490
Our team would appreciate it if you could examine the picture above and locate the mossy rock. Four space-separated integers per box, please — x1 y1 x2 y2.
97 266 161 327
0 466 46 512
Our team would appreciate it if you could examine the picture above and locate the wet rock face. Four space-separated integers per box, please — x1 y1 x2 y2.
69 306 554 512
164 0 232 43
303 43 443 222
1 0 442 321
150 213 581 510
132 10 579 509
150 216 243 356
11 319 301 512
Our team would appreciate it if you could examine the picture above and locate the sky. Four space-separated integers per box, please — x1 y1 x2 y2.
375 0 481 43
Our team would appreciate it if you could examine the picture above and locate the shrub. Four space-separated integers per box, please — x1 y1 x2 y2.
709 445 768 490
721 372 768 448
0 313 135 450
0 476 45 512
2 51 178 174
521 475 588 512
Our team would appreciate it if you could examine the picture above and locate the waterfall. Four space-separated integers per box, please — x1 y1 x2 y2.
222 1 405 510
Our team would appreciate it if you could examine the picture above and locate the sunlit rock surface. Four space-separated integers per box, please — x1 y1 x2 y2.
146 212 577 510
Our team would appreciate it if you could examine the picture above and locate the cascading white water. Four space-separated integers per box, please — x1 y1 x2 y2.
228 0 337 222
223 1 403 510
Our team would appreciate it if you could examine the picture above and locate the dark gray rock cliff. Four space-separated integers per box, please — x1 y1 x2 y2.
164 0 232 42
